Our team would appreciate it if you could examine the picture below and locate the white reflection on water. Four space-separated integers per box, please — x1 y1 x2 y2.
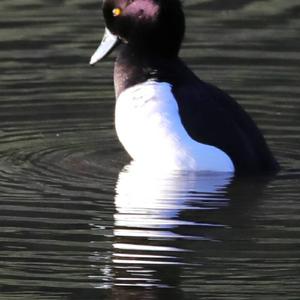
112 163 233 287
115 163 233 228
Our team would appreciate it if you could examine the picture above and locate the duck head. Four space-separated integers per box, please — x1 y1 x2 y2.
90 0 185 64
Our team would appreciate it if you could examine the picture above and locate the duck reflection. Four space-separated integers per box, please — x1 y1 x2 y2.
112 163 234 290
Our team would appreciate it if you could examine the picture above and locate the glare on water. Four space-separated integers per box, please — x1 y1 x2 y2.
0 0 299 299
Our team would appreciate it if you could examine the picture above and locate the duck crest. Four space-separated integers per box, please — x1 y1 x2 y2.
90 0 279 174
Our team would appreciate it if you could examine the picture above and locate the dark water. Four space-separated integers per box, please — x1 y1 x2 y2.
0 0 300 299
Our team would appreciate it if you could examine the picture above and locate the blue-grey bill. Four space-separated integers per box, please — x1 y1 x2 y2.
90 28 119 65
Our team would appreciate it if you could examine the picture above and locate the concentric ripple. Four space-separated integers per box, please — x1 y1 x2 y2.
0 0 300 299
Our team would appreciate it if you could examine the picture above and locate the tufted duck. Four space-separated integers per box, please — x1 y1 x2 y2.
90 0 279 175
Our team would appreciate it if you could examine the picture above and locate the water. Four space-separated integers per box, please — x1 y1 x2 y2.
0 0 299 299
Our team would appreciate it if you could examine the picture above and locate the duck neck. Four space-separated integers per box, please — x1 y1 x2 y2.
114 44 184 98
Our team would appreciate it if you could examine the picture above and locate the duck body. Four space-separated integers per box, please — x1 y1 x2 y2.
115 79 235 172
91 0 279 175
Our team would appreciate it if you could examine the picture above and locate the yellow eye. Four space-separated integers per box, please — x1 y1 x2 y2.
112 8 122 17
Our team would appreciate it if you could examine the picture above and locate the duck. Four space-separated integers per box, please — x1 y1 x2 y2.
90 0 279 175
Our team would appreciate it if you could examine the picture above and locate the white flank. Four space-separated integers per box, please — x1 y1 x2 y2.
115 80 235 173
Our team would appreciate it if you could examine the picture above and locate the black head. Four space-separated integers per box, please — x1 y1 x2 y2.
90 0 185 64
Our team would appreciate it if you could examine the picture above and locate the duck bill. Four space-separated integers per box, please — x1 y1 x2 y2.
90 28 119 65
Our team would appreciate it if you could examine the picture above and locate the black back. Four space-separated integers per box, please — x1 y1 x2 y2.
114 52 279 175
171 64 279 175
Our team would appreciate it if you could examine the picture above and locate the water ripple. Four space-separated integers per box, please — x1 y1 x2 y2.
0 0 299 298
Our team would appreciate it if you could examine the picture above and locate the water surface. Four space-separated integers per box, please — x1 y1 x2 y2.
0 0 300 299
